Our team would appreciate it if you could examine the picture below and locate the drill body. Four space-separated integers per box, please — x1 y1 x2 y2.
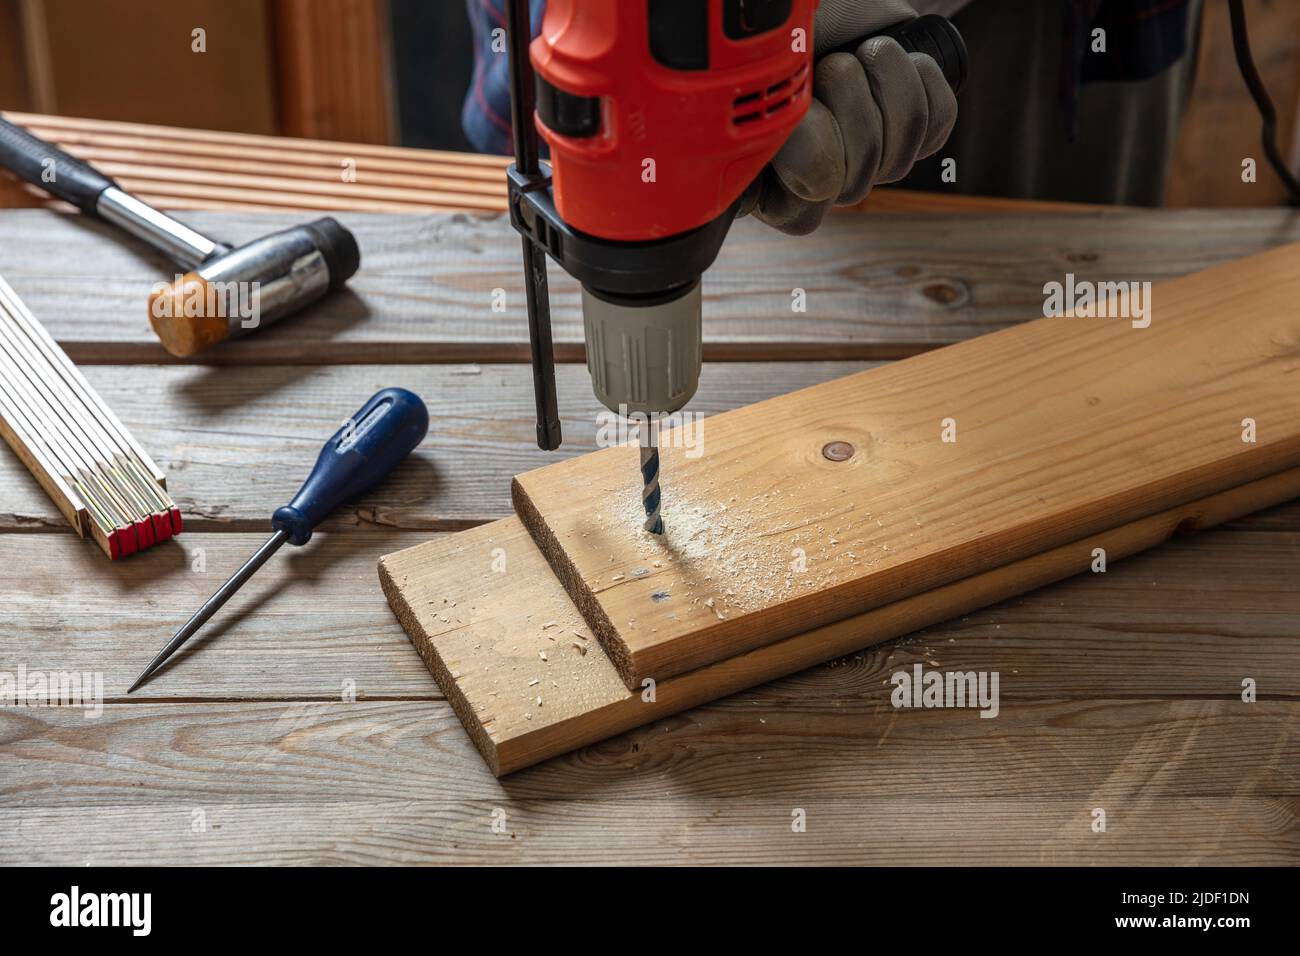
504 0 965 532
513 0 819 422
534 0 819 244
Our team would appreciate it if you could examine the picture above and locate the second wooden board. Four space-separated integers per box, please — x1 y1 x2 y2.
386 468 1300 776
514 242 1300 689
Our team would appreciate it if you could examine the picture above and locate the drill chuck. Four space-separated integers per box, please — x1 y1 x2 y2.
581 280 702 417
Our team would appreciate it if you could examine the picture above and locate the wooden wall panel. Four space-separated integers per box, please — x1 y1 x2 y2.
0 1 32 111
33 0 279 134
271 0 395 144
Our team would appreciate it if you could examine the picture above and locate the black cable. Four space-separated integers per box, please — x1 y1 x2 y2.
1227 0 1300 206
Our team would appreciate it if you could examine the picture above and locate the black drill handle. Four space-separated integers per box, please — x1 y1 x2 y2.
837 14 968 94
0 116 118 215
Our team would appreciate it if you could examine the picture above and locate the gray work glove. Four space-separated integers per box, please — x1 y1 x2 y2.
746 0 959 235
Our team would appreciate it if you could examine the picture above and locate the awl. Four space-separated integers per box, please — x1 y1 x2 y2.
127 387 429 692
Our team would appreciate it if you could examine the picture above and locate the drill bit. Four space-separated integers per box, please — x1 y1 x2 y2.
640 423 663 535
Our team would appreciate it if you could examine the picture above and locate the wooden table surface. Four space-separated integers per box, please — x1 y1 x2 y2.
1 118 1297 865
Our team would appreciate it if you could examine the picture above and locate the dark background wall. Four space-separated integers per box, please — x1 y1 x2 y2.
389 0 475 151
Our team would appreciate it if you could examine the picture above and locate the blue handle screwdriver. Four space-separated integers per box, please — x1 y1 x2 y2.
127 387 429 693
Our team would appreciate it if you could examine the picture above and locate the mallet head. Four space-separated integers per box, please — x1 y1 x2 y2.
147 217 360 357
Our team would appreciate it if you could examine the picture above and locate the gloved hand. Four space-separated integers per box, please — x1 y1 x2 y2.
745 0 959 235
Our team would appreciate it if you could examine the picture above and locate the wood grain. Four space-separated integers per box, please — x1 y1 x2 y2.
0 362 873 531
5 362 1292 537
3 698 1293 863
4 796 1294 865
2 523 1297 701
0 2 28 112
383 468 1300 775
514 242 1300 688
30 2 279 135
0 112 1094 218
1 531 438 698
7 207 1300 364
5 699 1295 805
271 0 395 145
0 118 1296 864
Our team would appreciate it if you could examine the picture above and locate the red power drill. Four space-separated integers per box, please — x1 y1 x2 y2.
505 0 965 525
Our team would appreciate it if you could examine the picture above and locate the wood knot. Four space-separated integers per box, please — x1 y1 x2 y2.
822 441 855 462
920 281 967 307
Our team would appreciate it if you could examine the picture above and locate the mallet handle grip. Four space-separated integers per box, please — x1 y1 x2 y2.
0 115 118 215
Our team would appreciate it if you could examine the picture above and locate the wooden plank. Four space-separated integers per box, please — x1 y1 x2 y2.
5 796 1294 865
64 149 508 192
3 523 1298 701
381 468 1300 775
0 363 871 531
5 699 1295 805
3 696 1295 864
853 189 1097 215
1224 501 1300 531
3 111 514 165
0 111 504 214
68 171 508 212
513 243 1300 688
1 531 438 698
6 207 1300 363
0 110 1092 216
76 160 508 204
4 362 1294 537
5 131 511 180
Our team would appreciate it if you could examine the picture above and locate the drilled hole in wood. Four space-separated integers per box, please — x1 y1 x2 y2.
822 441 855 461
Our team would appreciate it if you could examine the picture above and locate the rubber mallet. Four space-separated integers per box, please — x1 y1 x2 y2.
0 115 360 357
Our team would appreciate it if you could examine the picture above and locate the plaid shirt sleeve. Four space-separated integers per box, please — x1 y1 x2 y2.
462 0 546 155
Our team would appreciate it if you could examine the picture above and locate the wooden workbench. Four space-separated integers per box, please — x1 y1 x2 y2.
1 118 1297 865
